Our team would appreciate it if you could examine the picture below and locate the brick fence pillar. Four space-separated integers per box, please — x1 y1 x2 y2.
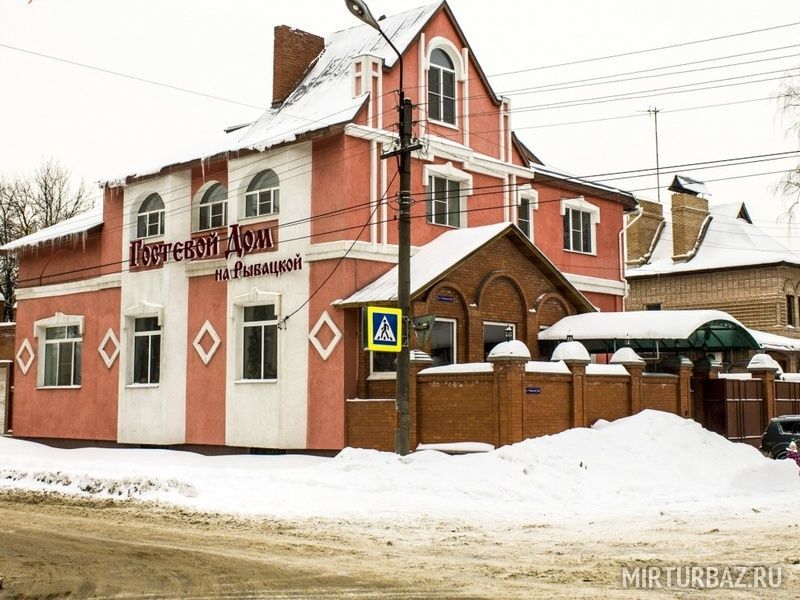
610 347 646 416
488 340 531 447
748 353 781 426
552 340 591 429
661 355 694 418
409 350 433 451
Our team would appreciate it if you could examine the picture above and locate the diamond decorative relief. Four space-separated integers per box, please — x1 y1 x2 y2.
16 338 34 375
98 328 120 369
308 311 342 361
193 320 221 365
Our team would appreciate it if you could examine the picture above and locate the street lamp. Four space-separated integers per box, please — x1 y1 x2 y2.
345 0 419 455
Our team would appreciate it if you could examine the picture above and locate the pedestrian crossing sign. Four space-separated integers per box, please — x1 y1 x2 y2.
366 306 402 352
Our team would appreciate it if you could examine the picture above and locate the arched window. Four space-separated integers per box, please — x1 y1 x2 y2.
199 183 228 230
245 170 280 218
428 48 456 125
136 193 165 239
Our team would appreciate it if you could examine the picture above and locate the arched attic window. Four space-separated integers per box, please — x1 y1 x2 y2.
199 183 228 230
428 48 456 126
136 193 165 239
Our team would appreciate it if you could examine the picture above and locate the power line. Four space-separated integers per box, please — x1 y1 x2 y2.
486 20 800 78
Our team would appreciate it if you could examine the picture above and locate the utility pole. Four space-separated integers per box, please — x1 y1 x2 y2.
647 107 662 203
346 0 421 455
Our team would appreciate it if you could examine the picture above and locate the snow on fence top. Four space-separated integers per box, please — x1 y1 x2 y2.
418 363 493 375
525 360 570 374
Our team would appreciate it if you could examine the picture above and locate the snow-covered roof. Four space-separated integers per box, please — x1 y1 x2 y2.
338 222 509 304
104 3 442 185
337 222 591 309
748 329 800 352
0 204 104 252
531 163 637 210
539 309 761 353
627 201 800 277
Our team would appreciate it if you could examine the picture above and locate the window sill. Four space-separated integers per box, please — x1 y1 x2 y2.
427 221 461 230
235 378 278 385
239 212 279 224
126 383 159 389
563 248 597 257
37 385 81 390
367 373 396 381
135 235 165 243
193 225 227 234
428 119 459 131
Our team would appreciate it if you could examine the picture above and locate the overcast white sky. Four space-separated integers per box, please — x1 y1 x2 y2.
1 0 799 242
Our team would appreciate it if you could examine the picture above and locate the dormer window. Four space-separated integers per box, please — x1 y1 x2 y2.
199 183 228 231
428 48 456 125
136 193 165 239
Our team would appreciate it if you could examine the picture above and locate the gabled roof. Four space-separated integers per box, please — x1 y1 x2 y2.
512 135 636 210
627 201 800 278
539 309 761 353
336 222 595 312
0 204 103 253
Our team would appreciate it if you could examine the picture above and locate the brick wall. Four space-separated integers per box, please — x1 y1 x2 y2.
670 192 709 259
626 199 664 265
272 26 325 107
628 264 800 338
416 374 495 444
346 355 687 450
345 399 395 451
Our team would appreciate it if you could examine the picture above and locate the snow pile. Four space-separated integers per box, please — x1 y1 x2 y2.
0 410 797 521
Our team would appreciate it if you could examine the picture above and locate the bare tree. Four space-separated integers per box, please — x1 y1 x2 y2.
0 159 90 319
780 80 800 215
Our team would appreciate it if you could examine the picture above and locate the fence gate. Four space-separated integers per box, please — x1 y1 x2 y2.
702 378 764 447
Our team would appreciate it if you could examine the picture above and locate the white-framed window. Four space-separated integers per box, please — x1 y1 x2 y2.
483 321 515 360
427 176 462 227
428 48 456 126
242 304 279 380
34 313 84 388
370 351 397 379
43 325 82 387
561 197 600 255
516 185 538 240
518 198 532 239
198 183 228 231
124 301 164 387
133 317 161 384
431 318 456 367
245 170 280 218
136 193 165 239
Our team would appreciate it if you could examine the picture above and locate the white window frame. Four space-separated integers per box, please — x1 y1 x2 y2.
198 183 228 231
560 196 600 255
124 301 164 388
132 316 161 385
33 313 84 389
233 289 281 384
431 317 457 367
423 163 472 229
244 170 280 220
369 350 397 380
136 193 165 240
425 38 464 129
517 185 538 241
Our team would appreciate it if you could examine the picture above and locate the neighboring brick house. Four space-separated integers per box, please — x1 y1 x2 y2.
626 189 800 371
1 1 635 451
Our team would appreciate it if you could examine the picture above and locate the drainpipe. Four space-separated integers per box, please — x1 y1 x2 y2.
619 204 643 312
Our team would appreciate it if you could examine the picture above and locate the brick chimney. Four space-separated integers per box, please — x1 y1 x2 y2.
670 192 709 261
625 199 665 265
272 25 325 108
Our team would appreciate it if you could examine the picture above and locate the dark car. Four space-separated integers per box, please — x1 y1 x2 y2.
761 415 800 459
